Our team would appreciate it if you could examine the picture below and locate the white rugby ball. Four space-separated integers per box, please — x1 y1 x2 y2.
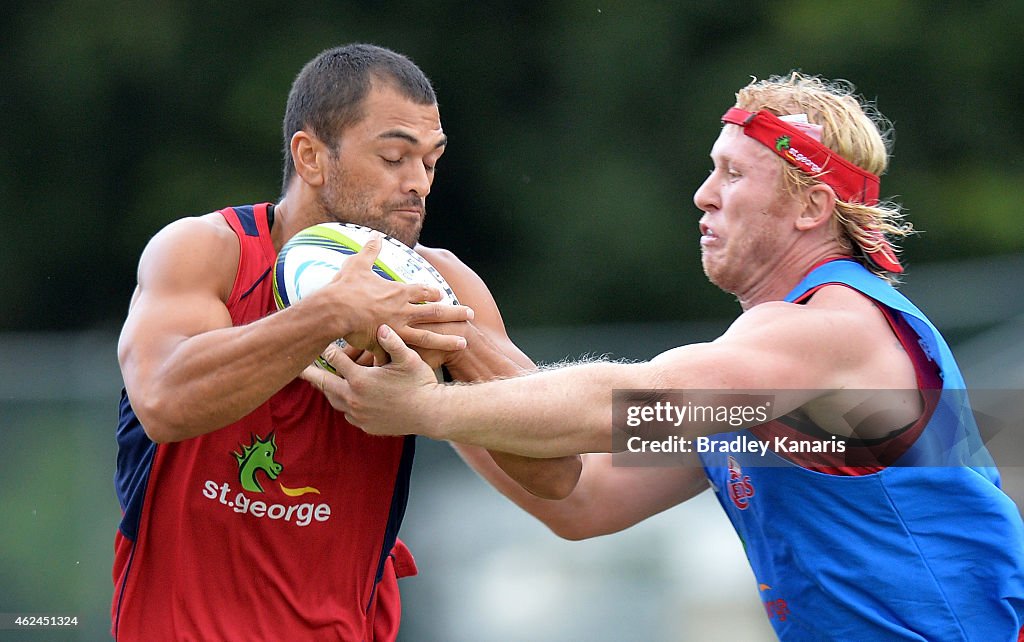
273 222 459 373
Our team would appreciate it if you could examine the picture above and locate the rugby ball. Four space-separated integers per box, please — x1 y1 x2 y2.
273 222 459 373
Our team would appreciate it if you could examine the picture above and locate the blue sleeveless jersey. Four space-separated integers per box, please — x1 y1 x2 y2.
699 260 1024 640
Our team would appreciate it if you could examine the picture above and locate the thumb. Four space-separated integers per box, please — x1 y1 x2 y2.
376 324 418 367
343 232 384 274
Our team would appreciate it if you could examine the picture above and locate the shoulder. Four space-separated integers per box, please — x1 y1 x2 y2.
720 286 894 373
718 284 910 388
726 284 888 343
415 244 512 336
136 212 239 302
414 245 467 279
143 212 236 256
414 245 494 304
650 285 900 386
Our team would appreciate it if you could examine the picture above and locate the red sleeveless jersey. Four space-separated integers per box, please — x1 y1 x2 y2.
113 204 417 641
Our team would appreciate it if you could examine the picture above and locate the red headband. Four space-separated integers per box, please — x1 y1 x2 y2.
721 107 901 273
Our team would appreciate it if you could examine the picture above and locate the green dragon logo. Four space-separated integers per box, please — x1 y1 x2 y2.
233 432 283 493
775 135 791 152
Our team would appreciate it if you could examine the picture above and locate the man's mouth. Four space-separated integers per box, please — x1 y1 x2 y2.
700 223 718 246
391 200 424 217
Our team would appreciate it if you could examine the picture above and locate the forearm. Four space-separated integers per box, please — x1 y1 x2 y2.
455 444 587 536
456 446 708 540
443 341 527 382
485 451 582 500
426 361 632 457
123 300 337 442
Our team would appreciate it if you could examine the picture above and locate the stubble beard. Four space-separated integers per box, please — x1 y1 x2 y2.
319 167 425 248
702 223 778 297
702 254 737 295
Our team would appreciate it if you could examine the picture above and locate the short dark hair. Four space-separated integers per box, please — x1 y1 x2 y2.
280 44 437 194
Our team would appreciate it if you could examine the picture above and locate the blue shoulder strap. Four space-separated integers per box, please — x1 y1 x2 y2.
786 260 996 472
786 260 962 387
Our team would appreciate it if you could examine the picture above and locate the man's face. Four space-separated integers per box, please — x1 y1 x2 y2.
692 125 802 297
318 83 446 248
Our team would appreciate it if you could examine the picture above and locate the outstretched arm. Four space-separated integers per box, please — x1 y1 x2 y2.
328 328 646 456
324 288 918 457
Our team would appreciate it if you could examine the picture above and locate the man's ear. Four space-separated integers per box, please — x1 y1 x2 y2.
795 183 836 231
290 130 329 187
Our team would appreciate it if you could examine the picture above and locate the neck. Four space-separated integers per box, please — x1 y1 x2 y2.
734 243 849 310
270 186 321 252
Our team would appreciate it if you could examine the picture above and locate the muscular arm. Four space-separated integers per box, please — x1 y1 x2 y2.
119 215 470 443
332 286 920 457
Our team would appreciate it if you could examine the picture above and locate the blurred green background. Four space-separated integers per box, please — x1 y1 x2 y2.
2 1 1023 640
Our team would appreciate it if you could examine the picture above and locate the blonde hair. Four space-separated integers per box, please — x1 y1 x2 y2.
736 72 913 282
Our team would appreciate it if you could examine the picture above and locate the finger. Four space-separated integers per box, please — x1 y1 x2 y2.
355 350 376 367
322 342 342 364
396 325 467 352
321 342 360 378
340 343 376 367
328 374 368 420
342 233 384 274
408 302 474 324
373 349 392 367
370 344 389 366
299 365 332 398
329 378 355 415
298 364 322 386
377 324 426 366
342 343 364 360
405 283 443 304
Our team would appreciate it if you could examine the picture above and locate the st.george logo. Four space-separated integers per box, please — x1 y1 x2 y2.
774 135 823 174
233 432 283 493
231 432 319 496
203 432 331 527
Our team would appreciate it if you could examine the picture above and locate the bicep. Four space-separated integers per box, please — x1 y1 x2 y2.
118 219 237 387
661 302 871 388
644 305 868 426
